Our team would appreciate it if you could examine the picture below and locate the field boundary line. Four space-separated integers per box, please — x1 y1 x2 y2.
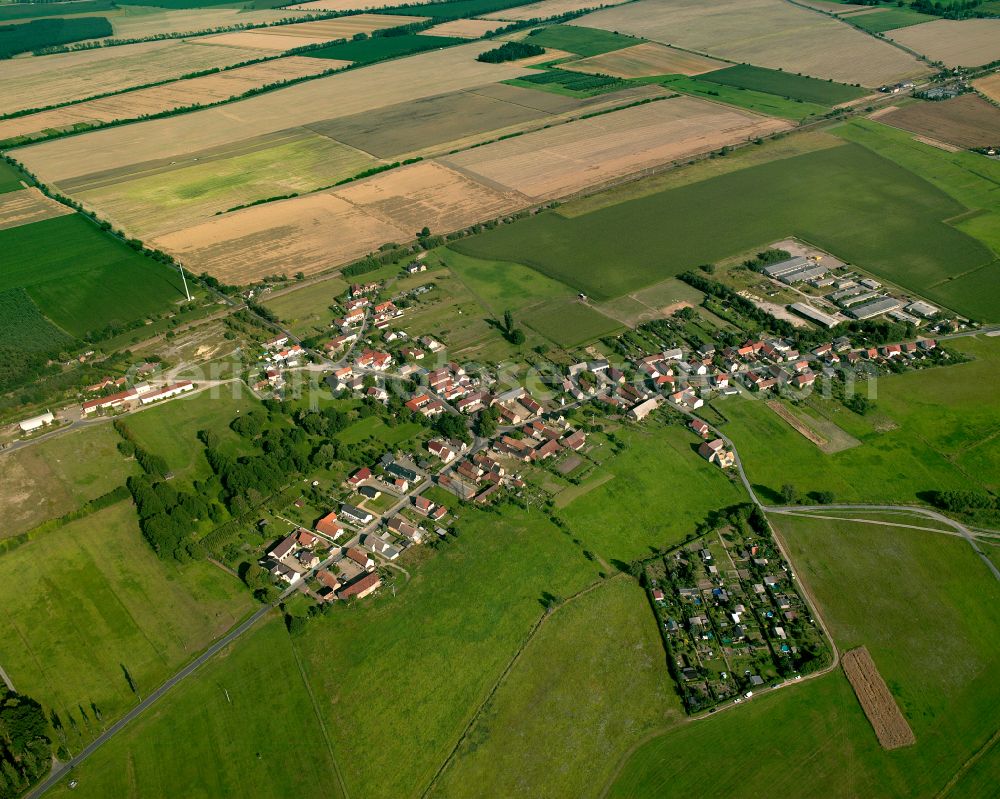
419 575 614 798
935 727 1000 798
289 635 351 799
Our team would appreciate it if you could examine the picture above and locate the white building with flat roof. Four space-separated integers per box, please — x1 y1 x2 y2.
19 411 54 433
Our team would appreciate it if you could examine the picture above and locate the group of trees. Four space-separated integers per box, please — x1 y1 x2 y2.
114 421 170 477
127 474 221 561
0 689 50 799
498 309 526 346
925 489 999 517
477 40 544 63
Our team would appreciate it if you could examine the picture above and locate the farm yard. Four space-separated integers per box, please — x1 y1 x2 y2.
0 57 338 146
561 42 727 78
888 18 1000 67
0 39 265 116
878 96 1000 150
440 96 791 200
570 0 929 86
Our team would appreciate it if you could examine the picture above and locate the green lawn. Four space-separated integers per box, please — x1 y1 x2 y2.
295 502 602 799
262 278 346 336
611 513 1000 797
559 424 747 563
451 142 999 318
335 415 424 446
698 63 866 105
46 616 344 799
306 34 465 64
125 389 259 481
0 501 253 745
435 576 681 798
660 74 829 121
721 336 1000 504
848 7 936 32
439 247 574 314
524 24 642 56
521 297 623 347
0 213 188 338
0 424 137 538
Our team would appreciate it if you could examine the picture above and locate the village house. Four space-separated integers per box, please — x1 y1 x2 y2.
689 418 711 439
346 546 375 571
629 397 661 421
337 572 381 600
341 503 374 526
387 515 423 544
347 467 371 487
698 439 735 469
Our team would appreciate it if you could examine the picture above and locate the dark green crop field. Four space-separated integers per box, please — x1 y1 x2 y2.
0 213 187 338
699 64 866 105
306 33 465 64
524 24 642 56
847 7 936 33
0 159 27 194
0 0 115 22
452 142 999 317
0 16 112 58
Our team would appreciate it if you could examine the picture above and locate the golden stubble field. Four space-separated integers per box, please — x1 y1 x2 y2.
561 42 727 78
0 57 340 143
571 0 929 86
107 5 306 39
196 13 427 51
0 40 264 116
973 72 1000 103
12 42 536 183
419 18 500 38
479 0 631 21
0 187 73 231
440 95 791 199
151 161 528 282
889 19 1000 67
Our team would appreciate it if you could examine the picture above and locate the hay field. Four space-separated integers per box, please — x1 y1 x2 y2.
0 40 263 116
974 72 1000 103
889 19 1000 67
571 0 929 86
479 0 631 21
13 42 536 183
0 187 73 231
440 96 790 199
108 5 302 39
306 82 664 159
66 129 380 238
878 95 1000 150
151 161 525 281
195 13 427 51
562 41 726 78
0 57 337 143
419 18 497 38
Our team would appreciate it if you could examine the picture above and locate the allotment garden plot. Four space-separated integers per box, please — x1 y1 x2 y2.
572 0 928 86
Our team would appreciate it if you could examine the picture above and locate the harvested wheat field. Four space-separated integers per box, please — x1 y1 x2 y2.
0 188 73 231
572 0 928 86
440 95 790 199
795 0 870 13
890 19 1000 67
0 57 339 144
151 161 525 281
878 95 1000 150
419 18 499 38
973 72 1000 104
306 82 664 159
287 0 432 9
65 129 380 239
109 5 304 39
0 40 264 116
196 14 427 51
842 647 915 750
562 42 726 78
13 43 536 185
479 0 631 21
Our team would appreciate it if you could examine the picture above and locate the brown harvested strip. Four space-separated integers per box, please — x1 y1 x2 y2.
842 646 915 750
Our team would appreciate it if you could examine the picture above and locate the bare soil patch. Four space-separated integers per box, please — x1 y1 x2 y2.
440 95 790 199
0 187 73 231
879 95 1000 150
0 57 337 142
196 13 426 51
0 40 263 116
890 18 1000 67
479 0 631 21
561 42 727 78
572 0 928 86
13 43 536 183
842 647 916 750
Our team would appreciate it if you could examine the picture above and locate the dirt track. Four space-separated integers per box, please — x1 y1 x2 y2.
842 646 915 750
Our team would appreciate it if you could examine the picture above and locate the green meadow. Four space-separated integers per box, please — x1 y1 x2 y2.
524 24 641 56
698 64 865 105
435 576 681 798
661 74 829 121
0 159 27 193
451 142 999 318
47 617 342 799
0 213 188 338
611 513 1000 797
847 7 935 32
307 34 465 64
0 502 252 744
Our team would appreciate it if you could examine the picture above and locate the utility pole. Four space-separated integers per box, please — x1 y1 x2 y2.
178 264 192 302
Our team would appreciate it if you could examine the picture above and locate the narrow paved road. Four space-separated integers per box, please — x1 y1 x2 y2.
25 603 274 799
